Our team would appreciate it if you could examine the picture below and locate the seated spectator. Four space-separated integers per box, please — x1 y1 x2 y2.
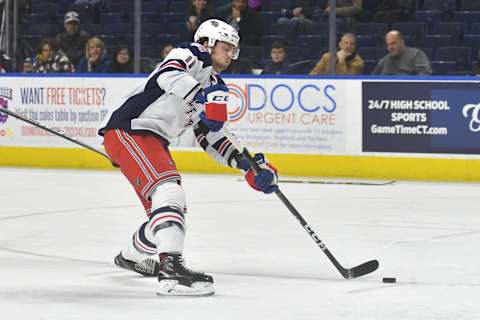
278 0 317 33
262 42 292 75
216 0 263 46
33 38 75 73
159 43 174 63
372 30 431 75
186 0 215 40
316 0 362 29
0 50 12 73
372 0 414 22
309 33 364 75
107 46 133 73
76 37 110 73
22 58 34 73
56 11 90 67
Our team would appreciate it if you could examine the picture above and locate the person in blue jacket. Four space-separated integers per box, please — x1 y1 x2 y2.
76 37 111 73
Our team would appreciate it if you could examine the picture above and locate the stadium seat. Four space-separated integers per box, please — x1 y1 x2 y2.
352 23 388 44
82 24 102 36
471 22 480 34
422 0 456 11
363 59 377 74
418 47 433 59
288 60 317 74
165 22 187 35
435 46 471 68
259 11 285 29
31 3 57 15
287 47 304 61
415 10 442 26
100 13 124 24
266 1 292 12
453 11 480 32
103 23 133 36
142 1 169 12
423 35 453 49
161 13 185 23
169 1 190 13
296 35 327 51
22 24 59 37
463 35 480 52
431 22 467 39
461 0 480 11
430 61 458 75
391 22 426 47
240 46 265 61
140 23 165 36
268 23 296 39
358 47 387 61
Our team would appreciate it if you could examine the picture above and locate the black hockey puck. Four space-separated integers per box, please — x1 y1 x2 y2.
382 277 396 283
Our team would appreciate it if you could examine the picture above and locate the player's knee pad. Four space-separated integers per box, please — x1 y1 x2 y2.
149 182 186 236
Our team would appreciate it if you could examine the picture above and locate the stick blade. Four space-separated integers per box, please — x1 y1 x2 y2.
345 260 379 279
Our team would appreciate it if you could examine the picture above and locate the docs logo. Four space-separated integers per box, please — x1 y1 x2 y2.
226 83 247 123
462 103 480 132
0 87 13 124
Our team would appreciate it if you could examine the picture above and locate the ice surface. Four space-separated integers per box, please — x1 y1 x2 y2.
0 168 479 320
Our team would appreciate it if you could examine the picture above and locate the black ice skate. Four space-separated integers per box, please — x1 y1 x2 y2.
114 253 160 277
157 253 214 296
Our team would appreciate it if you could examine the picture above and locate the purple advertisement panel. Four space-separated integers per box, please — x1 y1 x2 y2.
362 82 480 155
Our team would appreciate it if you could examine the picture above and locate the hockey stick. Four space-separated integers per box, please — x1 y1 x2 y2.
0 107 113 163
278 179 397 186
222 127 379 279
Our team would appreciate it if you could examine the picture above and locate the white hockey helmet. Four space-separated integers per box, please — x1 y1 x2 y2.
194 19 240 59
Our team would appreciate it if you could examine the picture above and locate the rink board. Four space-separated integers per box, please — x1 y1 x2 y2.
1 146 479 182
0 74 479 182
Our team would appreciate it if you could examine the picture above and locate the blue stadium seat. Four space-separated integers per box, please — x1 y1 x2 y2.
100 13 124 24
142 1 170 12
419 47 433 59
110 2 134 13
157 34 184 47
31 3 57 14
423 35 453 49
169 1 190 12
268 23 296 39
161 13 185 23
287 46 304 61
391 22 426 47
422 0 456 11
140 13 160 23
455 12 480 32
22 24 59 37
304 21 346 35
141 23 165 36
302 46 327 60
435 46 472 68
352 23 388 44
103 23 133 36
296 35 326 51
82 24 102 36
357 35 377 47
240 46 265 61
259 11 285 30
142 46 162 60
358 47 387 61
415 10 442 27
461 0 480 11
165 22 187 35
463 34 480 52
471 22 480 34
363 59 377 74
21 13 52 24
430 61 457 75
431 22 467 40
266 1 292 12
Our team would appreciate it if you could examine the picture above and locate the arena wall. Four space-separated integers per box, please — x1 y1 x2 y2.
0 74 479 181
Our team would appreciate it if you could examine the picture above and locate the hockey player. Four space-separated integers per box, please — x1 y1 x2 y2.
99 19 278 296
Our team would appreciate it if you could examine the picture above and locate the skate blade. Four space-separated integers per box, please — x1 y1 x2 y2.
157 280 215 297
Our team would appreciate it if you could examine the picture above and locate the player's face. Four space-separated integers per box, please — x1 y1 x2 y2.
211 41 236 71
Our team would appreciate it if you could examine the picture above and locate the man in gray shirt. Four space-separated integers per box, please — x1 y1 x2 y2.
372 30 432 75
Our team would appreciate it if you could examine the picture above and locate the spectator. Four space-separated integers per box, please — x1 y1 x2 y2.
316 0 362 29
216 0 263 45
186 0 215 40
372 30 432 75
22 58 34 73
277 0 317 33
0 50 12 73
76 37 111 73
32 38 75 73
309 33 364 75
160 43 174 62
248 0 263 11
372 0 414 22
262 41 292 75
107 46 133 73
56 11 90 67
